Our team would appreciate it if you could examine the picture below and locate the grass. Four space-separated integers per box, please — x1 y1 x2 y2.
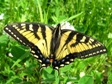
0 0 112 84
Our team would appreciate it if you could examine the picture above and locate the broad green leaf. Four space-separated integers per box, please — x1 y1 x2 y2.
78 76 94 84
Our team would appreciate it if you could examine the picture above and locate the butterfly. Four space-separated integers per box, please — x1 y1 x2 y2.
4 22 107 70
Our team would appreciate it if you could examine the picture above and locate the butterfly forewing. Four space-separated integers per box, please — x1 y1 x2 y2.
55 30 107 61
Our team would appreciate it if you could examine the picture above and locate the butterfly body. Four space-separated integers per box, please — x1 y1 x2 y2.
4 22 107 70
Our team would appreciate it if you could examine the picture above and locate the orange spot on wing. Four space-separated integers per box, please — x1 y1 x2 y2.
50 58 53 63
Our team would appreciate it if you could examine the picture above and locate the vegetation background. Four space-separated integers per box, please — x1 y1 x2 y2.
0 0 112 84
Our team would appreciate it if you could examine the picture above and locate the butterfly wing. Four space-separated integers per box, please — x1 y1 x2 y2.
54 29 107 67
4 23 53 67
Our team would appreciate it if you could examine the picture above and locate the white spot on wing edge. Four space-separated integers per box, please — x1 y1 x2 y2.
100 50 103 52
7 29 11 32
55 67 59 70
19 39 23 43
16 37 20 40
65 61 70 64
42 64 46 67
70 59 74 61
38 60 42 63
29 24 33 31
60 64 64 67
21 23 26 26
90 38 94 42
89 53 92 56
103 49 106 52
12 25 17 28
11 32 14 35
97 51 100 53
5 27 9 30
33 55 39 58
31 50 35 53
93 52 96 55
80 36 86 42
13 34 16 37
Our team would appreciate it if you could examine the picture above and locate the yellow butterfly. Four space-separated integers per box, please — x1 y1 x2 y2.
4 22 107 70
